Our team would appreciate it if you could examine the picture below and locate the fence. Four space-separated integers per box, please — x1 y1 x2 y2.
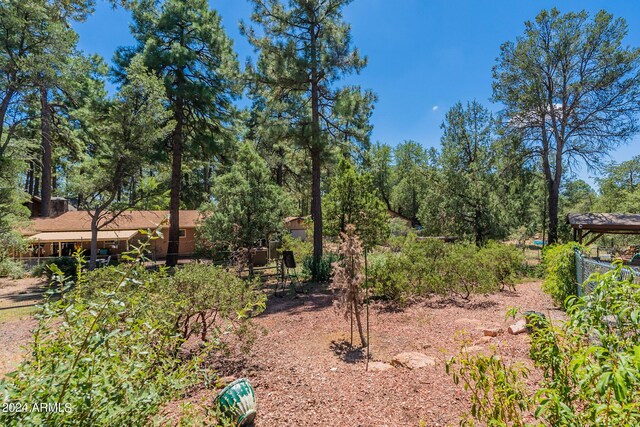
575 250 640 296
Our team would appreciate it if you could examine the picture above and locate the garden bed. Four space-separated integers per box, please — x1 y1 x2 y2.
175 280 564 426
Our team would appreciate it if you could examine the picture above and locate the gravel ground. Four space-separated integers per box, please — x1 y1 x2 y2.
0 314 37 379
0 277 45 377
0 277 562 425
192 280 564 427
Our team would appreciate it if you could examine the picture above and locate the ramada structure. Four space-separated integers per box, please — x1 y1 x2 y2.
567 213 640 245
20 210 200 261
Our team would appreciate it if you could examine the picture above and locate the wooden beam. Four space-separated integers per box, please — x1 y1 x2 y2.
585 233 605 246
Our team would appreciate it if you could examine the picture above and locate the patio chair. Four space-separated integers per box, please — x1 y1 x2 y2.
275 250 302 296
96 255 111 268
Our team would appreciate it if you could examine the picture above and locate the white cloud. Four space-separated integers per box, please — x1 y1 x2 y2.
432 105 439 111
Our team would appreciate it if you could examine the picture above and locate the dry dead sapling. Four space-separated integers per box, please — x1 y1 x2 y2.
332 224 368 348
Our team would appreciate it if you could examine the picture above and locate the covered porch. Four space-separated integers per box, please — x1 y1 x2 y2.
23 230 139 262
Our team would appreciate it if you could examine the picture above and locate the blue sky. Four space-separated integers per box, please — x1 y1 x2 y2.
74 0 640 186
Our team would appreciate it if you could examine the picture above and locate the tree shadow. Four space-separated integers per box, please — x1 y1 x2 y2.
259 282 335 317
373 300 408 313
418 296 499 310
329 339 366 364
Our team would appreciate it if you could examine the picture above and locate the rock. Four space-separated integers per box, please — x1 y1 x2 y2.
367 361 394 371
462 345 484 352
483 327 503 337
508 319 528 335
391 352 437 369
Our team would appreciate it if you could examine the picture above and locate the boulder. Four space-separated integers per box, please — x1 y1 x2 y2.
508 319 527 335
367 361 394 372
391 352 437 369
483 327 503 337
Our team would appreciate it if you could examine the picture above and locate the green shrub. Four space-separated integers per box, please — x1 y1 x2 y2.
172 263 266 348
448 266 640 426
542 242 585 308
441 243 498 299
30 256 79 280
0 258 26 279
368 238 523 302
446 353 531 427
302 253 338 282
0 242 266 426
367 251 411 303
280 232 312 261
522 262 544 279
478 241 526 291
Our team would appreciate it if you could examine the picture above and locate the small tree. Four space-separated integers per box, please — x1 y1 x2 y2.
332 224 367 348
199 142 291 275
121 0 241 266
243 0 370 272
324 158 389 250
72 56 173 269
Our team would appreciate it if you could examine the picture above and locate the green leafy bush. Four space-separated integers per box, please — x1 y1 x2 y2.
367 251 410 303
0 242 265 426
172 263 266 348
30 256 79 280
542 242 585 308
448 265 640 426
280 232 312 262
368 237 524 302
302 253 339 282
446 353 531 427
478 241 526 291
0 258 25 279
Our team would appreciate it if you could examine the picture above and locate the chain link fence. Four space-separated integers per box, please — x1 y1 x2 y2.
575 250 640 296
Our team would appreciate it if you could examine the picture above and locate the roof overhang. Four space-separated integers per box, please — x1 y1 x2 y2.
28 230 139 243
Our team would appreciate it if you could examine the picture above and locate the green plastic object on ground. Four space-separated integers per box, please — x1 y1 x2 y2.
214 378 257 426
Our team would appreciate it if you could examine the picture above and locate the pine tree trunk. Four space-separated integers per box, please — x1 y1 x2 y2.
310 22 323 274
276 162 284 187
547 180 560 244
40 85 52 217
89 214 99 271
311 147 323 270
474 205 483 246
166 108 183 267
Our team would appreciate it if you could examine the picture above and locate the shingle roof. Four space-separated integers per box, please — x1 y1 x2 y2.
21 210 201 236
566 213 640 231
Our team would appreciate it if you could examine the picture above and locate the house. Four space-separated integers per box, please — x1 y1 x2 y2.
19 210 201 260
284 216 309 241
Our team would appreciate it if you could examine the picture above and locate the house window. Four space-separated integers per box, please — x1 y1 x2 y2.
179 229 186 238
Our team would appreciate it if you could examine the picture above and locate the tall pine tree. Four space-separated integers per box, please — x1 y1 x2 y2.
243 0 369 273
118 0 240 266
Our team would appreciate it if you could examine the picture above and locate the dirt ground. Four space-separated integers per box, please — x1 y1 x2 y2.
0 278 562 426
0 277 42 377
203 280 562 427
